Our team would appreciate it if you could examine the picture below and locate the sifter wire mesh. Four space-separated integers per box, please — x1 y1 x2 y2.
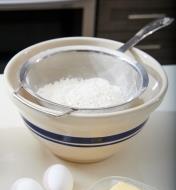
18 45 149 111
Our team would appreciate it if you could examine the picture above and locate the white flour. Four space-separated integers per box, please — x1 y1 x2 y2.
37 78 125 108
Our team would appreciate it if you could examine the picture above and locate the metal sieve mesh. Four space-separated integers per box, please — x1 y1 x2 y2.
18 45 149 112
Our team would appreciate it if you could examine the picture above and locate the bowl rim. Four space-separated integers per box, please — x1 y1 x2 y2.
4 37 168 118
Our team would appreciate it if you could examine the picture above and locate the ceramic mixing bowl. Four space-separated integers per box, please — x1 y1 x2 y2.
4 37 167 163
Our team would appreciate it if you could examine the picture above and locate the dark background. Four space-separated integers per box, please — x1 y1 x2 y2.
0 0 175 73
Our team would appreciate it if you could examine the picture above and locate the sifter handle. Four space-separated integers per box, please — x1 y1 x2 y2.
118 17 174 53
13 87 75 117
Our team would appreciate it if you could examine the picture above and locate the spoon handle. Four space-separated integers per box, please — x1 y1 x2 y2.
118 17 174 53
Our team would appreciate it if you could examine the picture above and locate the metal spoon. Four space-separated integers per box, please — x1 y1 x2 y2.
118 17 174 53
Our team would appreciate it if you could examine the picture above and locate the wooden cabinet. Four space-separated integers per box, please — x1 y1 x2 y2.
96 0 176 65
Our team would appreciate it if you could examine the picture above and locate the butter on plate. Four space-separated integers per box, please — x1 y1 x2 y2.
110 181 140 190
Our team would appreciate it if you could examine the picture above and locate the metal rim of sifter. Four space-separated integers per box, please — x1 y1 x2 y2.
15 45 149 115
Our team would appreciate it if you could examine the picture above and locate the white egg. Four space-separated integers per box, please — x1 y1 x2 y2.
43 164 74 190
11 178 43 190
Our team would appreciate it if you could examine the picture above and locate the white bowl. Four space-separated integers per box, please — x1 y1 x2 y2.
87 176 158 190
4 37 168 163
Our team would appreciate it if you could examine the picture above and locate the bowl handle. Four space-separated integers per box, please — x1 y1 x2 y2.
13 87 75 117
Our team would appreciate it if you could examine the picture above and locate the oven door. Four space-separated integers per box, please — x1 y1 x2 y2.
0 4 84 73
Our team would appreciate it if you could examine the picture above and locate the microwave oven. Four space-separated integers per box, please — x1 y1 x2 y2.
0 0 96 73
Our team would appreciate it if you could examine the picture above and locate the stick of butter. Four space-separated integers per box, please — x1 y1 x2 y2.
110 181 140 190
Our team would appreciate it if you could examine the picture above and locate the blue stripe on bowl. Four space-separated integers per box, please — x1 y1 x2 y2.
22 117 147 147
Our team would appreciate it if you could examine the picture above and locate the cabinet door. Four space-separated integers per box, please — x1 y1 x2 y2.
96 0 176 65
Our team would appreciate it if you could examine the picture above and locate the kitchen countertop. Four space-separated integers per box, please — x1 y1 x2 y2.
0 65 175 190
